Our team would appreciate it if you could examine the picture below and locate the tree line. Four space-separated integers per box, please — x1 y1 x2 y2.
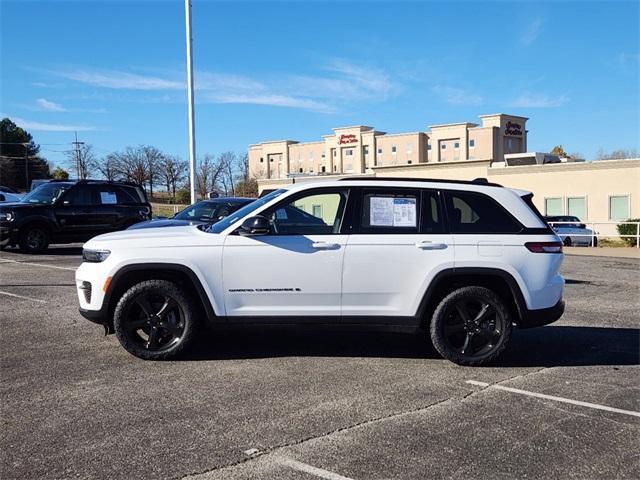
66 145 256 202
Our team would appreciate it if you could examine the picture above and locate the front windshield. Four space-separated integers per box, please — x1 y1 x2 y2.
175 200 248 222
20 183 71 205
206 189 286 233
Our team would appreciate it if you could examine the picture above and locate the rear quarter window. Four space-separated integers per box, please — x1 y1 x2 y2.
444 190 523 234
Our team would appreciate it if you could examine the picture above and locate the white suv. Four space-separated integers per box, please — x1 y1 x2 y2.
76 178 565 366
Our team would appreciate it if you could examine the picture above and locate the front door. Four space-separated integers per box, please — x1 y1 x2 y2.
341 187 453 319
222 188 350 318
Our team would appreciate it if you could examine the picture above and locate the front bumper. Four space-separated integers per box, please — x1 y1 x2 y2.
518 299 565 329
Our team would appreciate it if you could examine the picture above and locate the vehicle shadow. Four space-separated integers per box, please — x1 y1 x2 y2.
182 325 640 368
1 245 82 256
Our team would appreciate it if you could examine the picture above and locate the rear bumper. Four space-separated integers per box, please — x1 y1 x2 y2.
518 299 565 329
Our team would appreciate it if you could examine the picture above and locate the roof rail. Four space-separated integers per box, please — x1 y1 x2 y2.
337 176 503 187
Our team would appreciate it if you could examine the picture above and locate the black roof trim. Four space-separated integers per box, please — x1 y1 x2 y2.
38 179 144 188
337 177 503 187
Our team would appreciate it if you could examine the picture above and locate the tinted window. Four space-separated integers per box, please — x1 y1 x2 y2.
266 190 348 235
176 201 248 222
21 183 72 204
421 190 444 234
444 190 522 234
92 185 142 205
63 186 93 205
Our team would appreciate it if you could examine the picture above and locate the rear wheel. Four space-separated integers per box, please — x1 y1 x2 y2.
430 286 512 366
114 279 199 360
563 237 572 247
19 225 50 253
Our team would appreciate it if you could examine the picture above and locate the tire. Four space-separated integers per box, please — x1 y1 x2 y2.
430 286 512 366
563 237 572 247
113 279 199 360
19 224 50 253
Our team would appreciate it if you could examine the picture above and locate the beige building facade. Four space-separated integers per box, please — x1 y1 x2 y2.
249 113 528 179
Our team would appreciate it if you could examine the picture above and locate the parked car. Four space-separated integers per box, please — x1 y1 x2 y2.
0 185 19 194
128 197 254 230
76 177 565 366
544 215 597 247
0 180 151 253
0 191 23 203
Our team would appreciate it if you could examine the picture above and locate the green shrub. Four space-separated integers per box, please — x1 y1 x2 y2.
616 218 640 246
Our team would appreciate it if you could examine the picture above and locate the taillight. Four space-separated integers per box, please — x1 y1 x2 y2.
525 242 563 253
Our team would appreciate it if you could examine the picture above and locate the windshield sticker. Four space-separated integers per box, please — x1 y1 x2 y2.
370 197 394 226
393 198 417 227
100 191 117 204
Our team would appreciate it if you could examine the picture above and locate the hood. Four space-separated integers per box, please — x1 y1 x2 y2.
84 224 221 250
127 218 204 230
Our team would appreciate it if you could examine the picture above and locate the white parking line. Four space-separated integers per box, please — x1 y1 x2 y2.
276 457 354 480
466 380 640 418
0 259 76 271
0 290 47 303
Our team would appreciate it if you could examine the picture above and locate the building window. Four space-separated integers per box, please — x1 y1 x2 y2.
391 145 397 153
427 144 432 151
333 165 337 172
321 166 326 173
260 157 264 163
345 149 353 156
312 205 323 218
454 142 460 149
270 158 274 162
321 151 326 158
332 150 336 157
299 168 303 173
609 195 630 220
364 146 369 155
567 197 586 220
377 148 383 154
469 139 475 148
545 197 563 216
441 143 446 150
407 160 412 164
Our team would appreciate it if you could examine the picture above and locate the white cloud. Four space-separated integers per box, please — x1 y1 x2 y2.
11 116 96 132
431 85 483 106
509 92 569 108
45 60 398 113
52 69 183 90
521 17 544 46
36 98 66 112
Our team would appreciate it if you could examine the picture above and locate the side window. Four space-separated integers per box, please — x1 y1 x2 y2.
266 190 348 235
361 189 420 234
421 190 445 234
444 190 522 234
62 186 93 205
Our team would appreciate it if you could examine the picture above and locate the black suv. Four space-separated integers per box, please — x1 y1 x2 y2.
0 180 151 253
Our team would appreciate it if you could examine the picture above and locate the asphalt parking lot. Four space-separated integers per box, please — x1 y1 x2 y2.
1 247 638 480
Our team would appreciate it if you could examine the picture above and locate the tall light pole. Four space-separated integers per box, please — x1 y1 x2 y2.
184 0 197 204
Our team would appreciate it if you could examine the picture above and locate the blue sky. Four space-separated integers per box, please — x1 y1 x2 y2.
1 0 639 169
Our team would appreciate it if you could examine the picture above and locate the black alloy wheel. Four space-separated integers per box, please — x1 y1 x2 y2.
430 286 512 366
19 225 50 253
114 280 198 360
563 237 572 247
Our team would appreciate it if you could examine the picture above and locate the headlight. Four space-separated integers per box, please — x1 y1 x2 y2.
0 212 14 222
82 249 111 263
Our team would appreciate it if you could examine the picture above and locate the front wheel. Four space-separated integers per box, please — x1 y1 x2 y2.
430 286 512 366
113 279 199 360
19 225 50 253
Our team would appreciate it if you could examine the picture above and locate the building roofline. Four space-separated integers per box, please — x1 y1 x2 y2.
249 140 299 147
378 131 425 138
428 122 479 129
479 113 530 120
331 125 374 131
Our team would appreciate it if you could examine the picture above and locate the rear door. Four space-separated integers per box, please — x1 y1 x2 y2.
341 187 453 319
54 185 98 238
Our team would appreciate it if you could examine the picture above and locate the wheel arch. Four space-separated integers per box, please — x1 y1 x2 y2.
104 263 218 328
416 267 527 328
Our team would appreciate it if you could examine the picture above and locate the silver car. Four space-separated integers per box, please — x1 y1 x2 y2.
544 216 597 247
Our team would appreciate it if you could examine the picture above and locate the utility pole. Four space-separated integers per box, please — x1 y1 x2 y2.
184 0 197 204
72 131 85 179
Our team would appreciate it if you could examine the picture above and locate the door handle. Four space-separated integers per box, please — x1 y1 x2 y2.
312 242 340 250
415 241 448 250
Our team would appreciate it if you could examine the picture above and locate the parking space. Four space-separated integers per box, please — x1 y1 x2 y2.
1 247 638 480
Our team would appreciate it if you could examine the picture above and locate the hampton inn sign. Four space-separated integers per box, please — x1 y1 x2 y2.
338 134 358 144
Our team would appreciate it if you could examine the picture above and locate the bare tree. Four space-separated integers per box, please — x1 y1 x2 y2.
116 146 148 187
238 152 249 182
218 151 237 196
197 154 226 198
95 153 120 181
141 145 163 197
66 144 95 180
160 155 187 199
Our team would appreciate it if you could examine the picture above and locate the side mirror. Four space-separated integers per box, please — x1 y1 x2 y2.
239 215 270 236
